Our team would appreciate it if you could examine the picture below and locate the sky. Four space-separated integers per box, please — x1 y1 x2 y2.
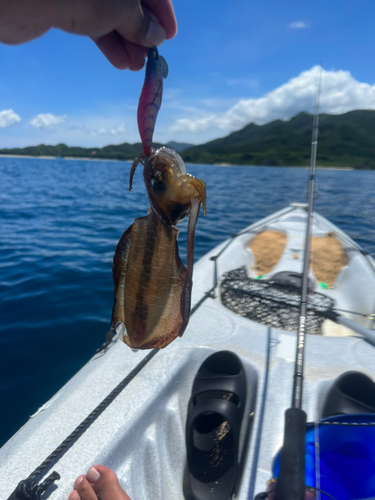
1 0 375 148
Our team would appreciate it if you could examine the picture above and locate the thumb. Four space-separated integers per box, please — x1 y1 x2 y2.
116 4 166 47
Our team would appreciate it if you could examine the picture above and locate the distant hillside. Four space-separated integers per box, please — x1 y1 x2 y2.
181 110 375 168
0 141 192 160
2 112 375 167
166 141 194 152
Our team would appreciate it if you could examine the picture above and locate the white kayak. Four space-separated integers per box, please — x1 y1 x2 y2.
2 203 375 499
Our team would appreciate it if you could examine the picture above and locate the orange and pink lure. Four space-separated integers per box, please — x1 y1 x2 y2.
137 47 168 155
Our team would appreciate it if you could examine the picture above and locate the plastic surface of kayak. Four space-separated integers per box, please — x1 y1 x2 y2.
273 413 375 499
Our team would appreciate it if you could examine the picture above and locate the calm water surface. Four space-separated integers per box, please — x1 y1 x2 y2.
1 157 375 447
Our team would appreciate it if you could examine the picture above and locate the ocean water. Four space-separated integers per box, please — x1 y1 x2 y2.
1 157 375 448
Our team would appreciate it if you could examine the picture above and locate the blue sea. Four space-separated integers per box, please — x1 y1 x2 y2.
1 156 375 448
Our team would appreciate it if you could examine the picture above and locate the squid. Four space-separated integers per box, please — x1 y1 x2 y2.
111 147 206 349
111 46 206 350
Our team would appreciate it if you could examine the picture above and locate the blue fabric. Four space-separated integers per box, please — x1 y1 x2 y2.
272 414 375 499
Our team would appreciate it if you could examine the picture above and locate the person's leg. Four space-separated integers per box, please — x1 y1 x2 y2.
68 465 131 500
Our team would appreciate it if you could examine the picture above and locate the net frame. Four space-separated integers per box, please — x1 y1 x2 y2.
220 267 334 336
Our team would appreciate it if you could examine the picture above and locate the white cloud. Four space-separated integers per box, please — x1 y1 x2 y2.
30 113 66 129
0 108 137 148
89 124 126 137
289 21 308 29
169 66 375 136
110 124 126 135
90 128 107 136
0 109 21 128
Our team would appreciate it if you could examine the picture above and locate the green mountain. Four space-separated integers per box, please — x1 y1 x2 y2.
166 141 194 152
181 110 375 168
0 142 164 160
1 111 375 167
0 141 192 160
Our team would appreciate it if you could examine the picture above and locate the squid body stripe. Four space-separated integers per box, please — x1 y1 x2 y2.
134 219 159 325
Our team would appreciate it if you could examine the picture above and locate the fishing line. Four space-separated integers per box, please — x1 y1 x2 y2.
314 421 321 500
247 327 272 498
311 64 324 500
263 486 336 500
313 489 336 500
310 272 321 500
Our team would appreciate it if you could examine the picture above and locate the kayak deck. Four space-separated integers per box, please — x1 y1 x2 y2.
1 204 375 499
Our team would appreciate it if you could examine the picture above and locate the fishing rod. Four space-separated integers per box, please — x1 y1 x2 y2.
275 66 323 500
293 67 322 410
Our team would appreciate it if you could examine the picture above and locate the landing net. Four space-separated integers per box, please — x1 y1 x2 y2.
220 267 334 335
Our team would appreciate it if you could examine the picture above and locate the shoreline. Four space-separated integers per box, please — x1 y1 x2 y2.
0 154 367 170
0 154 57 159
0 154 128 162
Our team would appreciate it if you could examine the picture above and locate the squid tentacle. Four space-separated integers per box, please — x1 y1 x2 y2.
129 153 147 192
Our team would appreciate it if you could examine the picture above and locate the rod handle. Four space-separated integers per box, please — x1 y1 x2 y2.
275 407 306 500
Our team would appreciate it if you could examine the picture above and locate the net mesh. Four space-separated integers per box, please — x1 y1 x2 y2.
220 267 334 335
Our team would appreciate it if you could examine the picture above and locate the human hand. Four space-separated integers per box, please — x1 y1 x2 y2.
0 0 177 70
